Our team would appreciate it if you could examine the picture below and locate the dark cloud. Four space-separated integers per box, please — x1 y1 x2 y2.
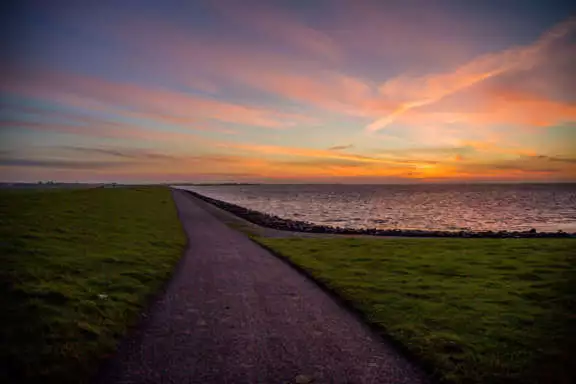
278 158 367 168
194 172 261 177
376 146 473 156
61 148 256 165
0 158 127 169
534 155 576 164
328 144 353 151
62 146 176 160
491 163 559 172
464 155 573 173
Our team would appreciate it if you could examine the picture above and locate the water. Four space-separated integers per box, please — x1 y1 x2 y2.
176 184 576 233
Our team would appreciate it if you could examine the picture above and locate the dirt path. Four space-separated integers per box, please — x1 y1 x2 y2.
96 189 428 384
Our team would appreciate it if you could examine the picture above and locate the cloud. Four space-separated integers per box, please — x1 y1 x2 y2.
61 146 177 160
277 158 367 168
219 142 385 164
226 69 376 116
366 17 576 132
409 81 576 130
328 144 354 151
212 0 342 62
459 141 537 157
0 119 204 144
218 142 448 174
70 5 531 126
376 145 472 157
85 13 383 118
0 158 127 169
429 153 576 180
0 67 306 130
533 155 576 164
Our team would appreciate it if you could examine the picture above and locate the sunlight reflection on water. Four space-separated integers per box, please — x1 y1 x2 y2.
177 184 576 232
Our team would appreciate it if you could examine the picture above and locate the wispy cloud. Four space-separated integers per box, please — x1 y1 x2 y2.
0 119 204 144
1 67 306 130
406 84 576 131
219 142 382 163
61 146 177 160
218 142 449 172
328 144 354 151
90 14 381 117
366 17 576 132
0 158 127 169
225 69 376 116
532 155 576 164
213 0 342 62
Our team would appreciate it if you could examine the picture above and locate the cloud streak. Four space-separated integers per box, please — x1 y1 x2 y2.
0 119 204 144
366 17 576 132
61 146 178 160
213 0 342 62
0 158 127 169
328 144 354 151
1 67 306 130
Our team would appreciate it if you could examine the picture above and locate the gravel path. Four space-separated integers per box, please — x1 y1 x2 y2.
95 189 428 384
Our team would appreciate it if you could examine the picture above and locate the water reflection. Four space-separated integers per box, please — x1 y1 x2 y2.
177 184 576 232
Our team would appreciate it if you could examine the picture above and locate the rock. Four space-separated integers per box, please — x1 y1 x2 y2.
294 374 314 384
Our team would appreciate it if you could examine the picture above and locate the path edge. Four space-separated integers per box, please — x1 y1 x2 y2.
246 236 438 383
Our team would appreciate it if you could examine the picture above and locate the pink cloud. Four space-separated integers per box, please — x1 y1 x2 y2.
1 67 305 130
86 14 380 117
393 72 576 134
111 12 574 135
367 17 576 132
212 0 342 62
224 68 377 116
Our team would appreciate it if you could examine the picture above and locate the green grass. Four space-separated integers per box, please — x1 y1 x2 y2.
0 187 185 383
256 237 576 384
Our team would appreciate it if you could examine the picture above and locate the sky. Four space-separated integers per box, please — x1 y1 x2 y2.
1 0 575 184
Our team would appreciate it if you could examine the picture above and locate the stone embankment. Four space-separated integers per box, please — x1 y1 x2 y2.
183 190 575 239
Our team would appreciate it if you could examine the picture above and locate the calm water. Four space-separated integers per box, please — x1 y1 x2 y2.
176 184 576 232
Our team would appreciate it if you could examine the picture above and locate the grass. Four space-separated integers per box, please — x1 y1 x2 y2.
0 186 186 384
255 237 576 384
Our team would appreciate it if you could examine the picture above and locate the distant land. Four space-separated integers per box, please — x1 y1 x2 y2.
1 181 575 189
168 182 261 186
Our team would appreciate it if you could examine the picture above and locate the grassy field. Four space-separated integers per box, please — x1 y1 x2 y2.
256 237 575 384
0 187 185 384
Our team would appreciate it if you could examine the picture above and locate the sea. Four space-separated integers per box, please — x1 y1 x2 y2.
175 184 576 233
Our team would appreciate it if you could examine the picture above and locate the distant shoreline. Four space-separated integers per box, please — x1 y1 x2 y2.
181 189 575 239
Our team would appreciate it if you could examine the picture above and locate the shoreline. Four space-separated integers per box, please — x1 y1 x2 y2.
181 189 576 239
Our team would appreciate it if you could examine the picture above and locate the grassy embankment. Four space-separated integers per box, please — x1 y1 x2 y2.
0 187 186 383
256 237 575 384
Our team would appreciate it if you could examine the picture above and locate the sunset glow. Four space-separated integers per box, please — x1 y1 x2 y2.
1 0 575 183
